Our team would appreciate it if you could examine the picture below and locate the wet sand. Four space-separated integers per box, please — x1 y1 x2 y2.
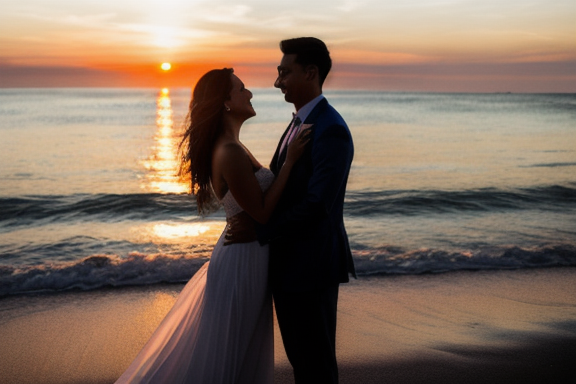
1 268 575 384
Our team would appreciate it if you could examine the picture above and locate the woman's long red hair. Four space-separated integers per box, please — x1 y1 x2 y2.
179 68 234 214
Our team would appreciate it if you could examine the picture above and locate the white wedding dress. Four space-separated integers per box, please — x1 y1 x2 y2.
115 168 275 384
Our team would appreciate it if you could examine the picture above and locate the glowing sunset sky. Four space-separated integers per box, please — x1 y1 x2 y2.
1 0 574 92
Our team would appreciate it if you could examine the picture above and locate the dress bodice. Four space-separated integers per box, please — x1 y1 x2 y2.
220 167 275 218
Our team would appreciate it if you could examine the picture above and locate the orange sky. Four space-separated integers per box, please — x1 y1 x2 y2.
1 0 575 92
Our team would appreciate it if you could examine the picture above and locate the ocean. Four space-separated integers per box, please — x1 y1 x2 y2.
1 88 575 297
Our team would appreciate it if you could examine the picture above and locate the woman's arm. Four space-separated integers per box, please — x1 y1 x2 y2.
257 123 353 241
215 129 310 224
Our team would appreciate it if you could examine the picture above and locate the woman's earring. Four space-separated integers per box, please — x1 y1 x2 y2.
225 105 230 112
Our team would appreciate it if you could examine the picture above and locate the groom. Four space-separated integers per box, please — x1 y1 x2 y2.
260 37 356 384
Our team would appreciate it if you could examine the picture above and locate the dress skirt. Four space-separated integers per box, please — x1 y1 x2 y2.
114 233 273 384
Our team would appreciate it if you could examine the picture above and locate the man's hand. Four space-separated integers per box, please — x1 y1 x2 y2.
224 211 257 245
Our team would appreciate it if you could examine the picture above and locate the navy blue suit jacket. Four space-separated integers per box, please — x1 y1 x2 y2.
258 98 356 292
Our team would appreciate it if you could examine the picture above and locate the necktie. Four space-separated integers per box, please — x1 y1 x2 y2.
279 116 302 156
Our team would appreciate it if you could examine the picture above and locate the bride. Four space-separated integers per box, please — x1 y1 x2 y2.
115 68 309 384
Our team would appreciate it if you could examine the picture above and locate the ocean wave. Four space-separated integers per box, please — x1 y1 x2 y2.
1 184 575 227
0 253 209 297
344 184 576 216
352 243 576 275
0 237 164 262
1 244 575 297
0 193 199 226
522 162 576 168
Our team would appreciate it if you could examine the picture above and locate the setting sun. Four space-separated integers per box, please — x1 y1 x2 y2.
161 62 171 71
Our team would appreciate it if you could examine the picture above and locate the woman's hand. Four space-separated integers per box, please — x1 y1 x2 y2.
285 127 312 166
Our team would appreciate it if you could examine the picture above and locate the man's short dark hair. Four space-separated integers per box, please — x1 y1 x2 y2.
280 37 332 86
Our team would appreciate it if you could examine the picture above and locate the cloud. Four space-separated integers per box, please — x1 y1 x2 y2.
336 1 364 12
0 64 127 87
204 4 253 23
1 0 574 91
60 13 118 26
329 60 576 92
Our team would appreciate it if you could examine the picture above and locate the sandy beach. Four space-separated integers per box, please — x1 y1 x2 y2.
1 267 575 384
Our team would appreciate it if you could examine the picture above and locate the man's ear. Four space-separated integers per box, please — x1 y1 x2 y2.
304 65 319 82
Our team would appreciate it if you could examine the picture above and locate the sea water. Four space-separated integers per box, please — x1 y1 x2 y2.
1 88 575 295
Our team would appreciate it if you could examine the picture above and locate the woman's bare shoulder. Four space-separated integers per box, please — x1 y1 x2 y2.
213 140 249 166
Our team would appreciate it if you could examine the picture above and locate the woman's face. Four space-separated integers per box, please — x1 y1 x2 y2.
227 74 256 120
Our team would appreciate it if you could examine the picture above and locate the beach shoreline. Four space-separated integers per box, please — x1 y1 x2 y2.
1 267 575 384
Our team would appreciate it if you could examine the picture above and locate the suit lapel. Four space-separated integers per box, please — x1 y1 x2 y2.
271 98 328 174
270 121 293 175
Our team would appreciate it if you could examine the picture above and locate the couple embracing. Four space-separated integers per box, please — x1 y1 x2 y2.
115 37 355 384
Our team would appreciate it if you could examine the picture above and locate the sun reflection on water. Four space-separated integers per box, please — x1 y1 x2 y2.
137 89 226 250
142 88 190 194
153 223 210 239
133 221 226 247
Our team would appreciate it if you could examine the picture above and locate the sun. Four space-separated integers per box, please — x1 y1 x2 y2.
161 62 172 71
